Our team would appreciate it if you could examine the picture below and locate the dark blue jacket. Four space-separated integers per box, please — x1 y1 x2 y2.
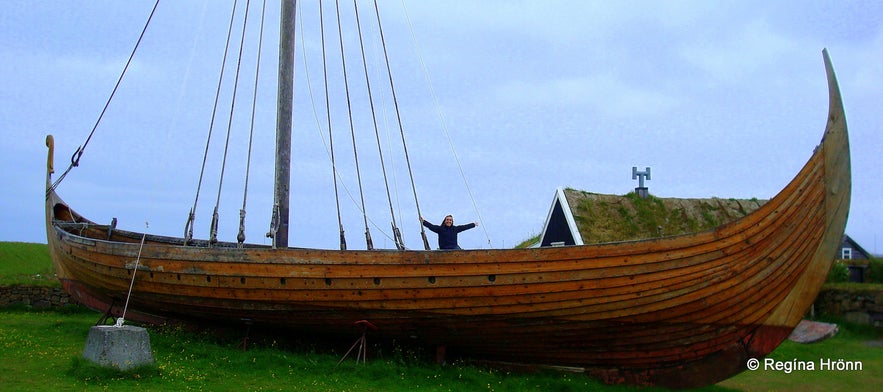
422 220 476 250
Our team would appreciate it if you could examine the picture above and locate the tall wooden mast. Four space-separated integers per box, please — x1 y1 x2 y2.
272 0 296 248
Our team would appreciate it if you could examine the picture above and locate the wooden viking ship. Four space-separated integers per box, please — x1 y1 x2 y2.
44 2 849 389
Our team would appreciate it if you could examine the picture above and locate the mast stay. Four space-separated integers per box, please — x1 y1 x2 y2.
58 0 471 250
271 0 432 250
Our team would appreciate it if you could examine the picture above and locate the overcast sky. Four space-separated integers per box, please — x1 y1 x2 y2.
2 0 881 254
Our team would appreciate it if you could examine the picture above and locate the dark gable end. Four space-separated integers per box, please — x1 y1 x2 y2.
538 188 583 247
540 193 577 246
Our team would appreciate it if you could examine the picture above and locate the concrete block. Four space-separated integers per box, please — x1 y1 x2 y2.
83 325 154 370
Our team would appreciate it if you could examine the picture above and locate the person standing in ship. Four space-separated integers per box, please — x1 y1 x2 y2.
420 215 478 250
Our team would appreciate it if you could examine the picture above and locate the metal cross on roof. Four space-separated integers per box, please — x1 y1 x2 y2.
632 166 651 199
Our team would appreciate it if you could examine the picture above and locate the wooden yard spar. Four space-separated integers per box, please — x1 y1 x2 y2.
43 2 850 389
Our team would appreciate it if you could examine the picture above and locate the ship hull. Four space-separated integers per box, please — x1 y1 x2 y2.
44 50 849 388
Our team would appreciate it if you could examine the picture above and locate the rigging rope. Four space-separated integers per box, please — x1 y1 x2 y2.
373 0 430 250
335 0 373 250
399 0 493 247
210 0 254 246
353 0 404 250
48 0 161 195
184 0 242 245
238 0 268 247
303 3 403 249
117 223 148 327
318 2 347 250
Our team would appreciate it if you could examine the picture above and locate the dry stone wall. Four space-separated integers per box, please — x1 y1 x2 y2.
814 287 883 327
0 286 73 308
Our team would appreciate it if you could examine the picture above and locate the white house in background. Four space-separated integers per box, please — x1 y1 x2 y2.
839 235 873 261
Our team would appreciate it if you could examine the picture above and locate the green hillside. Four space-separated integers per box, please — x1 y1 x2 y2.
0 242 56 286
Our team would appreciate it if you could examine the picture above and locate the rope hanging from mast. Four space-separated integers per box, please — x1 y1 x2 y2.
51 1 482 251
303 8 403 250
174 0 478 250
372 0 430 250
47 0 161 196
334 0 374 250
352 0 405 250
399 0 492 247
184 0 242 246
318 2 347 250
209 0 254 246
238 0 269 247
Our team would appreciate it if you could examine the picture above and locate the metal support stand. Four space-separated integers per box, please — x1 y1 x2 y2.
436 345 447 365
96 300 117 326
337 320 377 365
239 318 253 351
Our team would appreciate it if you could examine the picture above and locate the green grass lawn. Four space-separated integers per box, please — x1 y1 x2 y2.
0 307 672 392
0 307 879 391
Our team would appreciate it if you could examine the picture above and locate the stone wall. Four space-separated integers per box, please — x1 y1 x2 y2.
814 286 883 327
0 285 74 309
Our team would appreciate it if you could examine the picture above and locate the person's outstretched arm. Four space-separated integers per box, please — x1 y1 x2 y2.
420 217 441 233
455 222 477 233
